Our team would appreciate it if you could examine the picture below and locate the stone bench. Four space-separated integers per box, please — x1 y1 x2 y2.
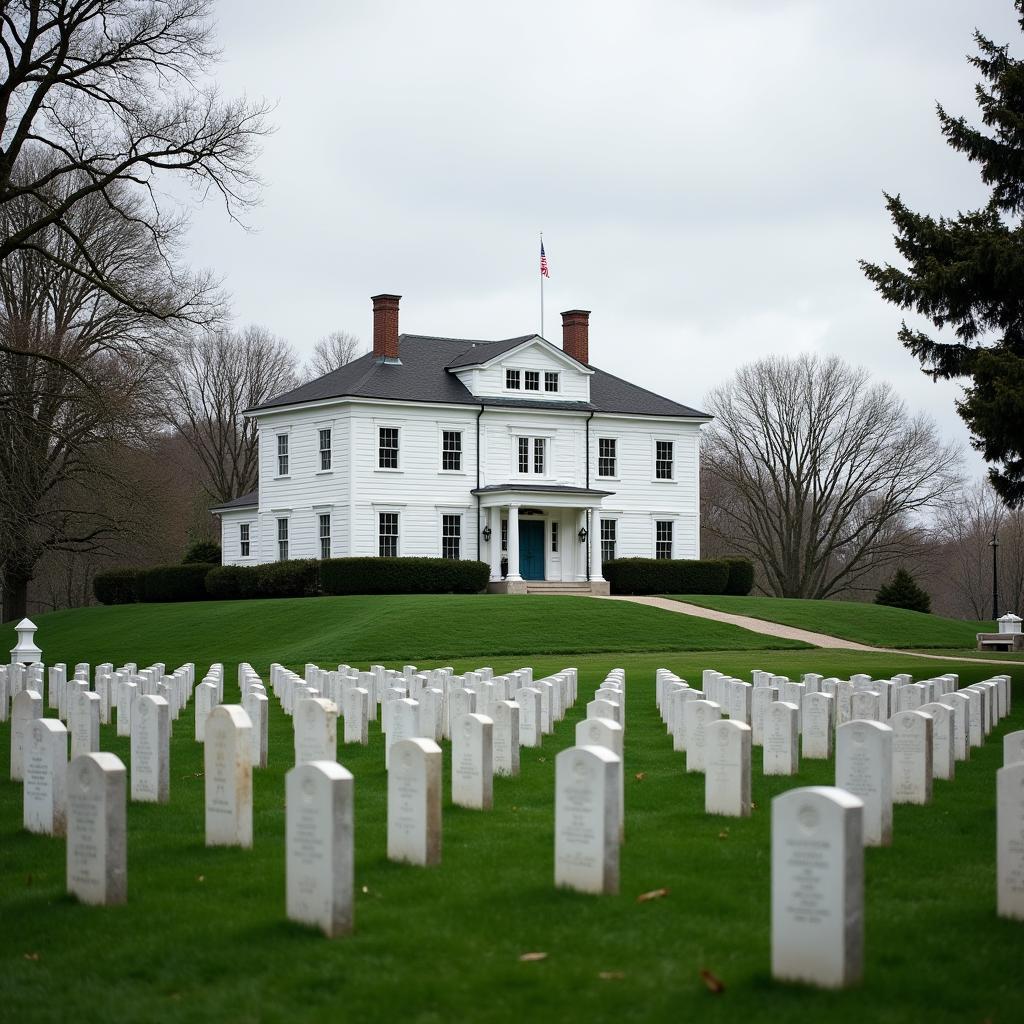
976 633 1024 652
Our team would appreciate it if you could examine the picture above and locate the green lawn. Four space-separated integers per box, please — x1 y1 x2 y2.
1 602 1022 1023
671 595 996 650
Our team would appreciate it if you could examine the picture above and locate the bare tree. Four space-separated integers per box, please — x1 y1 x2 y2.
0 1 269 335
702 353 961 599
162 325 299 503
308 330 363 378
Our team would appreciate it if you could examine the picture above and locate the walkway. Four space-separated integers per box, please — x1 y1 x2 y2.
594 594 1024 668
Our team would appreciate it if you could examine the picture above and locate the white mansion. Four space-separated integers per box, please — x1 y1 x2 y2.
212 295 710 594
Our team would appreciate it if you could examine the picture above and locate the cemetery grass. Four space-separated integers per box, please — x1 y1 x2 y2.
673 595 995 649
1 649 1022 1024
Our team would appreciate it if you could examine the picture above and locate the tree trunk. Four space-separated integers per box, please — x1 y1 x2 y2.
2 571 29 623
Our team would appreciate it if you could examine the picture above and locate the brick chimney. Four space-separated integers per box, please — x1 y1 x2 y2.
561 309 591 365
371 293 402 362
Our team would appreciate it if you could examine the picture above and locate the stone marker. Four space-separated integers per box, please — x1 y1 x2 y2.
554 744 620 895
70 690 101 761
705 720 752 817
763 701 799 776
576 716 625 841
66 752 127 906
1003 729 1024 767
802 691 835 760
516 687 542 748
997 762 1024 920
24 718 68 835
751 684 779 747
204 705 253 848
243 690 269 768
919 702 955 782
386 697 420 769
451 713 493 810
937 691 971 762
889 710 933 805
117 680 137 738
684 700 722 773
491 700 520 777
286 760 354 937
11 688 43 781
294 698 338 765
836 720 892 847
131 694 170 803
195 680 217 742
387 737 442 866
343 686 369 745
771 786 864 988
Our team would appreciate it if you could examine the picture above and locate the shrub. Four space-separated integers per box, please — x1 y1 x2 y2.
875 568 931 614
139 563 217 603
603 558 730 596
205 565 261 600
92 569 144 605
256 559 320 598
183 540 222 565
320 557 490 595
723 557 755 596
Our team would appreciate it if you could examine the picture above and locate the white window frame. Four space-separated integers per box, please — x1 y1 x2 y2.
276 433 290 478
654 437 675 482
377 510 400 558
439 427 464 473
505 368 521 391
597 437 617 479
512 433 553 477
318 513 331 560
239 522 251 558
600 517 617 563
654 518 675 559
276 517 289 562
544 371 559 393
440 512 462 560
524 369 541 392
318 428 332 473
377 424 401 472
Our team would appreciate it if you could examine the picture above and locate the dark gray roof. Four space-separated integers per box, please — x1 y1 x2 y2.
209 490 258 513
472 484 614 497
248 334 710 419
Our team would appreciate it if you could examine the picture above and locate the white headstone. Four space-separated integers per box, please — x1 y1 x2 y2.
66 752 127 905
576 717 625 842
802 691 835 760
997 762 1024 920
11 688 43 781
243 690 269 768
131 694 170 803
343 687 369 745
763 702 799 776
387 737 442 866
23 717 68 835
451 713 493 811
684 700 722 773
919 702 955 782
294 698 338 765
705 720 752 817
515 687 542 748
204 705 253 848
491 700 520 777
195 680 218 742
70 690 101 761
1004 729 1024 767
836 720 893 847
889 710 933 805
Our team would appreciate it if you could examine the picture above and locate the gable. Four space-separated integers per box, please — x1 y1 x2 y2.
451 337 592 403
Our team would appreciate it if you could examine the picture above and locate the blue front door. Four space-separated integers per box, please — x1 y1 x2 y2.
519 521 545 580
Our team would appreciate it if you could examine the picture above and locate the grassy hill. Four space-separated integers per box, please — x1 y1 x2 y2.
671 595 995 649
0 594 809 669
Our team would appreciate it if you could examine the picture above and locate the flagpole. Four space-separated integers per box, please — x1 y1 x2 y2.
540 230 544 338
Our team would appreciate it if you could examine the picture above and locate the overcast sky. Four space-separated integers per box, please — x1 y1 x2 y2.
184 0 1022 478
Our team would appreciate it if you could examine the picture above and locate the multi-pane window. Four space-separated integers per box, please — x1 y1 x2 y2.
544 371 559 392
524 370 540 391
601 519 616 563
598 438 616 477
277 434 289 476
501 519 508 552
379 427 399 469
533 437 546 474
505 369 521 390
239 523 250 558
655 440 674 480
655 520 674 559
441 514 461 560
518 436 530 474
442 430 462 471
551 522 559 553
277 518 289 561
319 429 332 471
379 512 399 557
319 514 331 560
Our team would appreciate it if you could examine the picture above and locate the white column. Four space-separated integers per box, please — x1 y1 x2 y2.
590 509 604 582
488 506 502 582
506 505 522 581
576 509 589 581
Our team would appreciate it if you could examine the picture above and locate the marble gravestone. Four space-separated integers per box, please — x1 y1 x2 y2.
491 700 520 777
836 720 893 846
889 710 933 805
387 737 442 867
286 760 354 937
204 705 254 848
386 698 420 770
11 688 43 781
997 762 1024 920
66 752 127 906
451 713 493 811
763 701 799 776
1003 729 1024 767
294 698 338 766
705 720 752 818
802 691 835 760
194 680 217 742
342 686 369 746
515 687 542 748
130 694 170 803
919 702 955 782
554 744 620 895
937 691 971 762
771 786 864 989
23 718 68 835
243 690 269 768
684 700 722 773
69 690 101 761
576 716 625 841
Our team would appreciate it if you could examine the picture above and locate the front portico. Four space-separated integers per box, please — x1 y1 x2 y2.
473 484 613 595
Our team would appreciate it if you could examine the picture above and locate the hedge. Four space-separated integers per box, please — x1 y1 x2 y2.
205 565 261 600
183 540 222 565
723 558 755 596
140 563 218 603
320 557 489 595
603 558 731 596
92 569 145 605
256 559 320 598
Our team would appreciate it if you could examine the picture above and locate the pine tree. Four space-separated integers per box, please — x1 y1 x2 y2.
861 2 1024 507
874 568 932 614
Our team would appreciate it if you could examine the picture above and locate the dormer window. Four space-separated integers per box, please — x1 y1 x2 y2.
524 370 540 391
505 369 521 390
544 371 559 392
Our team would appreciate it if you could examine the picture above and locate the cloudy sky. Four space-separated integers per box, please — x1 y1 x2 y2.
184 0 1021 477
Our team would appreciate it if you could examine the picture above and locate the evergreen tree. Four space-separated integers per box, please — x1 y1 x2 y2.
861 2 1024 507
874 568 932 614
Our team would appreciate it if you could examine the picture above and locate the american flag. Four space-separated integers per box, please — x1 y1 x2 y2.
540 241 550 278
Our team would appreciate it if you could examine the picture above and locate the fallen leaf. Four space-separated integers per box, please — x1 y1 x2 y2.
196 875 205 883
598 971 625 981
634 772 646 781
636 887 670 903
751 802 758 811
700 968 725 994
717 830 729 840
519 952 548 962
23 953 39 961
361 885 369 894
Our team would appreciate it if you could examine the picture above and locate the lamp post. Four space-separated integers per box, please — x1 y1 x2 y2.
990 533 1000 621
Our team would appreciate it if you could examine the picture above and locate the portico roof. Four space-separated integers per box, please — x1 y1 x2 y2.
472 483 614 508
